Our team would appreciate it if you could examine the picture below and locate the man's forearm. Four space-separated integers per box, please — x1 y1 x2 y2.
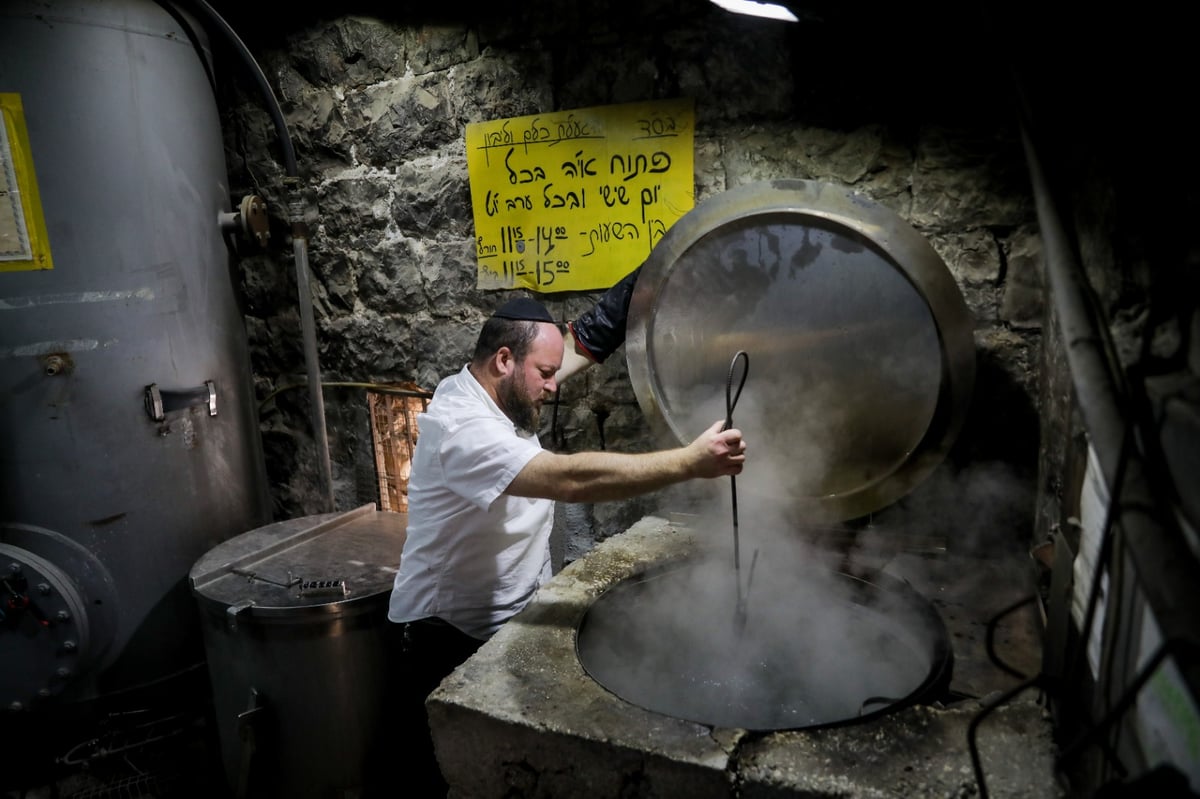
506 420 744 503
508 448 697 503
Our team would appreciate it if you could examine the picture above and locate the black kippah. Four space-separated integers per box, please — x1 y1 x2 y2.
492 296 555 323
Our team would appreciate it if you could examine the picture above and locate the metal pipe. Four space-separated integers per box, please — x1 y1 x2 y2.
289 191 336 513
1019 120 1200 704
168 0 335 511
1019 124 1129 487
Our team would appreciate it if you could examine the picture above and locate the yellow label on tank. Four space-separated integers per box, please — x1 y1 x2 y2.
1 93 53 272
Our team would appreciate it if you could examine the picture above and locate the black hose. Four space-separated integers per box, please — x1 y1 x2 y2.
163 0 298 177
984 594 1037 681
967 674 1045 799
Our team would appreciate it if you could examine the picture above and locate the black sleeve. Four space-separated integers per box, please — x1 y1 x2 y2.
567 265 642 364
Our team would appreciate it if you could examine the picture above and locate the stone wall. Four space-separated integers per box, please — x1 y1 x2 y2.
213 1 1043 560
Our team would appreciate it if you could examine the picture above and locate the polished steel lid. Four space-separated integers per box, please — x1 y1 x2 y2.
189 504 406 619
627 179 975 522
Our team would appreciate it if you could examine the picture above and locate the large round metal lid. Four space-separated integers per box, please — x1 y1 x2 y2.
189 504 405 620
627 179 975 522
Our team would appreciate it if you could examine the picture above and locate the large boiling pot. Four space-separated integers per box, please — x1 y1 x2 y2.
577 554 952 730
578 179 974 730
189 504 404 798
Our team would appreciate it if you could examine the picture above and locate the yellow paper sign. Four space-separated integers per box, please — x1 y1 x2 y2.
1 93 53 272
466 98 694 293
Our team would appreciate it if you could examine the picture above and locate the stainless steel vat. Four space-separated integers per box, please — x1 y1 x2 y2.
190 504 406 798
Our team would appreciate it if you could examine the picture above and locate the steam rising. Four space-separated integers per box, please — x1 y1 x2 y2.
582 213 1007 730
576 450 1032 730
577 509 945 730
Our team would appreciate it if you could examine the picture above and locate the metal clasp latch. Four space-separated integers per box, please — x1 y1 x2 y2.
144 380 217 422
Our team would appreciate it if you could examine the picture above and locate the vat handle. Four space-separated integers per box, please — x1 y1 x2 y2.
235 687 263 799
225 599 254 632
144 381 217 422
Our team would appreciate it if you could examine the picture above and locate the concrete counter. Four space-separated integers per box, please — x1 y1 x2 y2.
428 515 1060 798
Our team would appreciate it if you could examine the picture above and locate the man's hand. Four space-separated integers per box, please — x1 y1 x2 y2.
687 419 747 478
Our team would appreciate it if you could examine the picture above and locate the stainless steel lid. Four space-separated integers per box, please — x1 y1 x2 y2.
627 179 975 522
189 504 406 620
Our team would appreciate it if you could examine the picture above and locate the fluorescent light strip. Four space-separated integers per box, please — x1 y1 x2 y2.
709 0 799 22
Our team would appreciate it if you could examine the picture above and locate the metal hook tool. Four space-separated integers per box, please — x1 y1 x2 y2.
723 351 752 631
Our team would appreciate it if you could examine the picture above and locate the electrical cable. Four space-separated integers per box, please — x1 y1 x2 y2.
1000 16 1200 785
967 371 1137 799
160 0 340 509
962 198 1198 794
1064 431 1131 701
152 1 219 99
1096 526 1137 783
968 673 1046 799
984 594 1037 681
1079 201 1189 786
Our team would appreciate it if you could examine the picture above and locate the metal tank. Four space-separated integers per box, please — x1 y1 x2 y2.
0 0 270 720
189 505 406 798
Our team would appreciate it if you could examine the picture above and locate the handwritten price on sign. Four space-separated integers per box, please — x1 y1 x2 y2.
466 99 695 293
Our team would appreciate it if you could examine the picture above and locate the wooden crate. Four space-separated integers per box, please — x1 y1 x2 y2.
367 383 431 512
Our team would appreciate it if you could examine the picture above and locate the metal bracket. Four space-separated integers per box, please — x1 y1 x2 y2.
144 380 217 422
235 687 263 799
218 194 270 249
225 599 254 632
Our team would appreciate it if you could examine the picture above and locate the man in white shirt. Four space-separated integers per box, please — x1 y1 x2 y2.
373 292 746 797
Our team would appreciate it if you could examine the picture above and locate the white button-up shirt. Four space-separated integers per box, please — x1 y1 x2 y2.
387 365 553 639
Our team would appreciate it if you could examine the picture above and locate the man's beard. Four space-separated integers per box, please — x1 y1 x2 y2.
498 372 540 434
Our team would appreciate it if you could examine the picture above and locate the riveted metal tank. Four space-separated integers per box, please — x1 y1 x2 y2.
0 0 270 720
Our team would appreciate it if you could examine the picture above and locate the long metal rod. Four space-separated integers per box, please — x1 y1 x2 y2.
1018 115 1200 716
1018 122 1128 491
724 351 749 627
290 206 336 513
